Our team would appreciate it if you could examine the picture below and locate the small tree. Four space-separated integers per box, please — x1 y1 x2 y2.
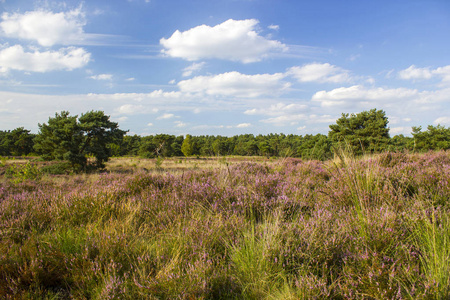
34 111 126 171
328 109 390 155
181 134 194 157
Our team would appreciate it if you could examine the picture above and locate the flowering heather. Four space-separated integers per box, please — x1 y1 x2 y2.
0 151 449 299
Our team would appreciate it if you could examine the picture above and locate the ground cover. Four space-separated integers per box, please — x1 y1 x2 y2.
0 151 449 299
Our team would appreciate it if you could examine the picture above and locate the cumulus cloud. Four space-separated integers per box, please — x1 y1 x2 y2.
157 113 175 120
0 8 86 47
312 85 418 107
90 74 113 80
236 123 251 128
0 45 90 73
434 116 450 125
433 66 450 83
160 19 287 63
177 71 290 98
182 62 205 77
116 104 146 115
287 63 351 83
398 65 433 80
174 120 186 127
398 65 450 84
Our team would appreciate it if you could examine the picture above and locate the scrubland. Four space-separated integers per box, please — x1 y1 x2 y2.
1 151 450 299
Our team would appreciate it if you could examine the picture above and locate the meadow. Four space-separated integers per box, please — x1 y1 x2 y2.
0 151 449 299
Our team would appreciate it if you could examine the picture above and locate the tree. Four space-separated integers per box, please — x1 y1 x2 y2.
34 111 126 171
328 109 390 155
78 111 127 169
0 127 35 156
181 134 194 157
412 125 450 151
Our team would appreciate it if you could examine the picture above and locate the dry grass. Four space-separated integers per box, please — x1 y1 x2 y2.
106 156 274 175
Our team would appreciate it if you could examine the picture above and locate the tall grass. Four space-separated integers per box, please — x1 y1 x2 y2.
409 203 450 299
0 151 449 298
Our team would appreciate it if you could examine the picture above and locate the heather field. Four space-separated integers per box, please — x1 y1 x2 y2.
1 152 450 299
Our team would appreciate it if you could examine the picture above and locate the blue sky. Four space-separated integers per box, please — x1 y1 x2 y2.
1 0 449 136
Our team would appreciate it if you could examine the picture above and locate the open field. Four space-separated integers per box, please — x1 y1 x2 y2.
1 151 450 299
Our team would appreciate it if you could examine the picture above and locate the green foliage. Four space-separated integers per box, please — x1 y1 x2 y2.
412 124 450 151
40 162 73 175
34 111 126 171
0 127 35 156
181 134 194 157
410 206 450 298
5 162 42 183
329 108 390 155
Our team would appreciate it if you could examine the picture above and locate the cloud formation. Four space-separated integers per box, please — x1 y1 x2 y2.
398 65 450 84
0 45 90 73
312 85 418 107
0 8 85 47
288 63 351 83
160 19 287 63
178 71 290 97
182 62 205 77
90 74 113 80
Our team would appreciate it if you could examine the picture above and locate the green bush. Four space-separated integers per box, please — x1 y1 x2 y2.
41 162 73 175
5 162 42 183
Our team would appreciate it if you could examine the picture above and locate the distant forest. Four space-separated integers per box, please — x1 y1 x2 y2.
1 109 449 161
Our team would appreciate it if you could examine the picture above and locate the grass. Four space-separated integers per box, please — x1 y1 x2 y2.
0 151 449 299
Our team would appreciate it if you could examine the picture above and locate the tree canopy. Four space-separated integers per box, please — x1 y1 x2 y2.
2 108 449 166
34 111 126 171
328 109 390 155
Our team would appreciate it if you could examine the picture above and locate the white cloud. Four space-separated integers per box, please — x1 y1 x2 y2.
0 8 86 47
147 122 153 126
90 74 113 80
178 71 290 97
0 45 90 73
116 104 145 115
268 24 279 30
160 19 287 63
433 66 450 83
287 63 351 83
398 65 433 80
398 65 450 84
182 62 205 77
126 77 135 81
390 127 410 135
174 121 186 127
434 116 450 125
236 123 251 128
312 85 418 107
244 102 307 116
157 113 174 120
261 114 307 126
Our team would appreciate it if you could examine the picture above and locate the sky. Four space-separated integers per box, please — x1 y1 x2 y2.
1 0 449 137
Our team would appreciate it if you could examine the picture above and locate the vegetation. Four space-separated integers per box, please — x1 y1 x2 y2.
1 107 450 298
329 108 390 155
2 109 450 166
33 111 126 171
1 151 449 298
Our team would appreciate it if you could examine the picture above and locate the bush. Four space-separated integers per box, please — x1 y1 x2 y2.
41 162 73 175
5 162 42 183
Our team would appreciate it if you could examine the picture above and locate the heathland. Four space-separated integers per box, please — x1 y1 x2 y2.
1 151 449 299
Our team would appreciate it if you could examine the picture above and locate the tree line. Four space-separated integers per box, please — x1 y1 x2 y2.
1 109 449 170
